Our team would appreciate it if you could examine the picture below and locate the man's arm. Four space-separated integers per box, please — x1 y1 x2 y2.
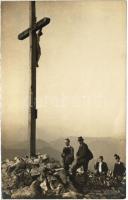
94 162 98 170
70 147 74 157
113 164 116 177
104 162 108 172
61 148 65 158
121 162 126 174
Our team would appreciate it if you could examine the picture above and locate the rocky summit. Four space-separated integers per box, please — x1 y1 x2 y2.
2 154 126 199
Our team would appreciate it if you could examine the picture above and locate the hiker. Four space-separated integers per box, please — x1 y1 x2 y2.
61 138 74 172
113 154 125 178
94 156 108 176
72 136 93 178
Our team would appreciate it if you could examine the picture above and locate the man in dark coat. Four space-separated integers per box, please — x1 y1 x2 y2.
113 154 125 177
94 156 108 175
61 138 74 172
72 136 93 177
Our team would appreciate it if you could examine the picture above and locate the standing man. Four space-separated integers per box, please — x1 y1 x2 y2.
61 138 74 173
72 136 93 178
94 156 108 176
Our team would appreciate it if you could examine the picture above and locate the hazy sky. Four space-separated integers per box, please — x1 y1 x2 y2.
2 0 126 142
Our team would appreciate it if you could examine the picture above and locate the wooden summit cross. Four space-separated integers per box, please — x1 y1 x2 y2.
18 1 50 157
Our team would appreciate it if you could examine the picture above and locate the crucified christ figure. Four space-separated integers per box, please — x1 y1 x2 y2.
36 28 43 67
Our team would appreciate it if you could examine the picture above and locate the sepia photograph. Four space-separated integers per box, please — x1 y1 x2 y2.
1 0 126 199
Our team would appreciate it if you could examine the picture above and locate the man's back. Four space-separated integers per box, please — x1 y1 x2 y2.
76 142 88 160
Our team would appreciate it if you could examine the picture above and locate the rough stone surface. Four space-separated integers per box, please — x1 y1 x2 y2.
2 155 126 199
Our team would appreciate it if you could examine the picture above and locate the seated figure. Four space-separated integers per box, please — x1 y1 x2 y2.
94 156 108 176
113 154 125 178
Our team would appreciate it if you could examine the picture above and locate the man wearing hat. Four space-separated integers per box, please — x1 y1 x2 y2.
72 136 93 179
61 138 74 173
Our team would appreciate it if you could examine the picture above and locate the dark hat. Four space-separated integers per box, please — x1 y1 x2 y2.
78 136 84 141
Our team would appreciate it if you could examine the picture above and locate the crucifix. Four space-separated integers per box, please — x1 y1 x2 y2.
18 1 50 157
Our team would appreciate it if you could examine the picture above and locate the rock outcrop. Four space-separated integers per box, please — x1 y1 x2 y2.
2 154 126 199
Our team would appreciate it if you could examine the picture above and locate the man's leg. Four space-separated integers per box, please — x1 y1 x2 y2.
71 161 82 185
83 160 89 172
72 161 82 176
83 160 89 183
64 162 69 170
64 162 70 176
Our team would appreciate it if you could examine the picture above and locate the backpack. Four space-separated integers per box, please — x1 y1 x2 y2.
87 148 93 161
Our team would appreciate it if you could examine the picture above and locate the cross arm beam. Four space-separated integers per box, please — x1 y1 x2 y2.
18 17 50 40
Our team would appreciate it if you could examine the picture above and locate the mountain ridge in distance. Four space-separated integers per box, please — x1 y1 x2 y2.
2 136 125 171
2 139 61 161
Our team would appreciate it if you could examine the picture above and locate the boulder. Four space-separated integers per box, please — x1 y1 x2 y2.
62 190 83 199
2 190 11 199
30 167 41 178
2 155 126 199
40 154 49 162
54 168 68 185
11 180 43 199
40 180 49 192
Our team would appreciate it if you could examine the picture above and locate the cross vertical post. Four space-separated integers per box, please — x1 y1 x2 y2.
29 1 37 157
18 1 50 157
